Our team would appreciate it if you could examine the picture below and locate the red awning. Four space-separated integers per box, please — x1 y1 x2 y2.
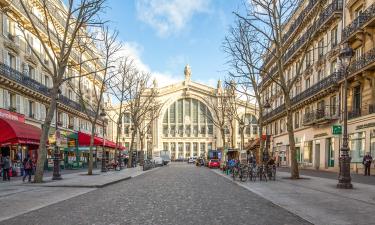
0 118 41 146
77 132 120 149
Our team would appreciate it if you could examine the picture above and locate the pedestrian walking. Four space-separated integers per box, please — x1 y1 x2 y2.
362 152 373 176
3 156 11 181
0 153 3 178
124 157 129 168
23 155 33 182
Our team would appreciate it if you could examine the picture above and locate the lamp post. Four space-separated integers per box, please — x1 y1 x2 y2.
337 43 354 189
263 99 271 164
100 110 107 172
52 89 62 180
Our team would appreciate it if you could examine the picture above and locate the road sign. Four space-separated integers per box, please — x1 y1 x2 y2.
332 125 342 135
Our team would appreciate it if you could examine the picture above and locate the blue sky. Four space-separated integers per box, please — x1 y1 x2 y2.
104 0 242 87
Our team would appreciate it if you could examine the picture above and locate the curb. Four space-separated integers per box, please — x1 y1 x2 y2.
40 176 132 188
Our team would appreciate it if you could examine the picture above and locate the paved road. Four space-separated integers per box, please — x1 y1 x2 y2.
1 163 310 225
278 167 375 185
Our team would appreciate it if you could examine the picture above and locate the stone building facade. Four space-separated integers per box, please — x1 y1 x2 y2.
260 0 375 172
107 66 258 160
0 0 105 164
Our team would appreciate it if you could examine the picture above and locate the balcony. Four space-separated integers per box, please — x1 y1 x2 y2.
303 107 339 126
348 47 375 75
342 3 375 41
0 62 96 118
261 1 343 86
263 72 343 121
348 108 361 120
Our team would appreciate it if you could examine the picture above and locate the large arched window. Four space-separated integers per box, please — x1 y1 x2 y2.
162 98 213 138
243 113 258 136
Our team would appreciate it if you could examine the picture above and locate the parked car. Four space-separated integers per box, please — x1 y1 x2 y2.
152 157 164 166
208 159 220 168
187 157 196 164
160 150 171 165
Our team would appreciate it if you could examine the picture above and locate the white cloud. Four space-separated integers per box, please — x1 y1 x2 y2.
136 0 211 37
119 42 182 87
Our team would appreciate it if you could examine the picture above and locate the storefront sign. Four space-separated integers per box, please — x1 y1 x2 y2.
0 108 25 122
314 133 328 138
356 122 375 130
332 125 342 135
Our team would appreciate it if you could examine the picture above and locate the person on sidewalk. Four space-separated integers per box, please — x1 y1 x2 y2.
0 153 3 178
23 155 33 182
3 156 11 181
362 152 373 176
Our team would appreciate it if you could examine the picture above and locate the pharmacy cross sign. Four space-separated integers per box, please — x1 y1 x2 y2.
332 125 342 135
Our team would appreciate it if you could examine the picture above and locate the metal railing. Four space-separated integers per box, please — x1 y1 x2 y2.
261 1 342 86
303 106 339 125
342 3 375 40
264 72 342 120
0 62 97 117
348 108 361 120
348 47 375 74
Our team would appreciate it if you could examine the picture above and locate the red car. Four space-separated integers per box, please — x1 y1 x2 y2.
208 159 220 168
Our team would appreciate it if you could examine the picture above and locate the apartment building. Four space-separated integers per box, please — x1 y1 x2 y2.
0 0 106 169
260 0 375 172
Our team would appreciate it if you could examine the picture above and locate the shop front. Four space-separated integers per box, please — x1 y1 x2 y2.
0 110 41 177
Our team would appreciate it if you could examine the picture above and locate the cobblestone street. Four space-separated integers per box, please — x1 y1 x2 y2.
0 163 309 225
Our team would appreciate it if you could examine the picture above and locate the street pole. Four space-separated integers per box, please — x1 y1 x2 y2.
263 100 271 164
100 111 107 172
337 43 353 189
52 89 62 180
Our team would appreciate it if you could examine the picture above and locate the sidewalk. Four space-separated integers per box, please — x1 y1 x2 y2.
0 166 156 222
212 169 375 225
278 167 375 185
18 166 145 188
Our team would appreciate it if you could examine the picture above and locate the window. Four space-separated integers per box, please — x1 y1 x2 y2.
330 95 337 116
355 47 363 61
349 132 365 162
163 142 169 151
352 85 361 111
303 141 313 163
331 26 338 48
163 125 168 137
318 39 324 59
330 61 337 74
295 112 300 129
371 130 375 159
317 70 323 82
305 77 311 89
252 125 258 135
207 143 212 151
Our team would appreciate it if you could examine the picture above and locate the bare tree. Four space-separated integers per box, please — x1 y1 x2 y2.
124 71 158 167
75 26 121 175
106 57 136 166
205 83 233 150
137 96 163 160
235 0 326 178
224 18 266 163
3 0 106 182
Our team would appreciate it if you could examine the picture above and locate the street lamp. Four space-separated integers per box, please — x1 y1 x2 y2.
337 43 354 189
100 110 107 172
263 99 271 164
52 89 62 180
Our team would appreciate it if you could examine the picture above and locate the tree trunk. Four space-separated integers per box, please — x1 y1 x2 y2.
258 116 264 164
285 100 299 179
34 95 57 183
88 117 98 175
128 130 136 168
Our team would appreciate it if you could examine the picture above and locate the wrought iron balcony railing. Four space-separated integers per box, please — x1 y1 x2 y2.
348 47 375 74
348 108 361 120
342 3 375 40
261 1 342 87
0 62 96 118
303 107 340 125
263 72 343 120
